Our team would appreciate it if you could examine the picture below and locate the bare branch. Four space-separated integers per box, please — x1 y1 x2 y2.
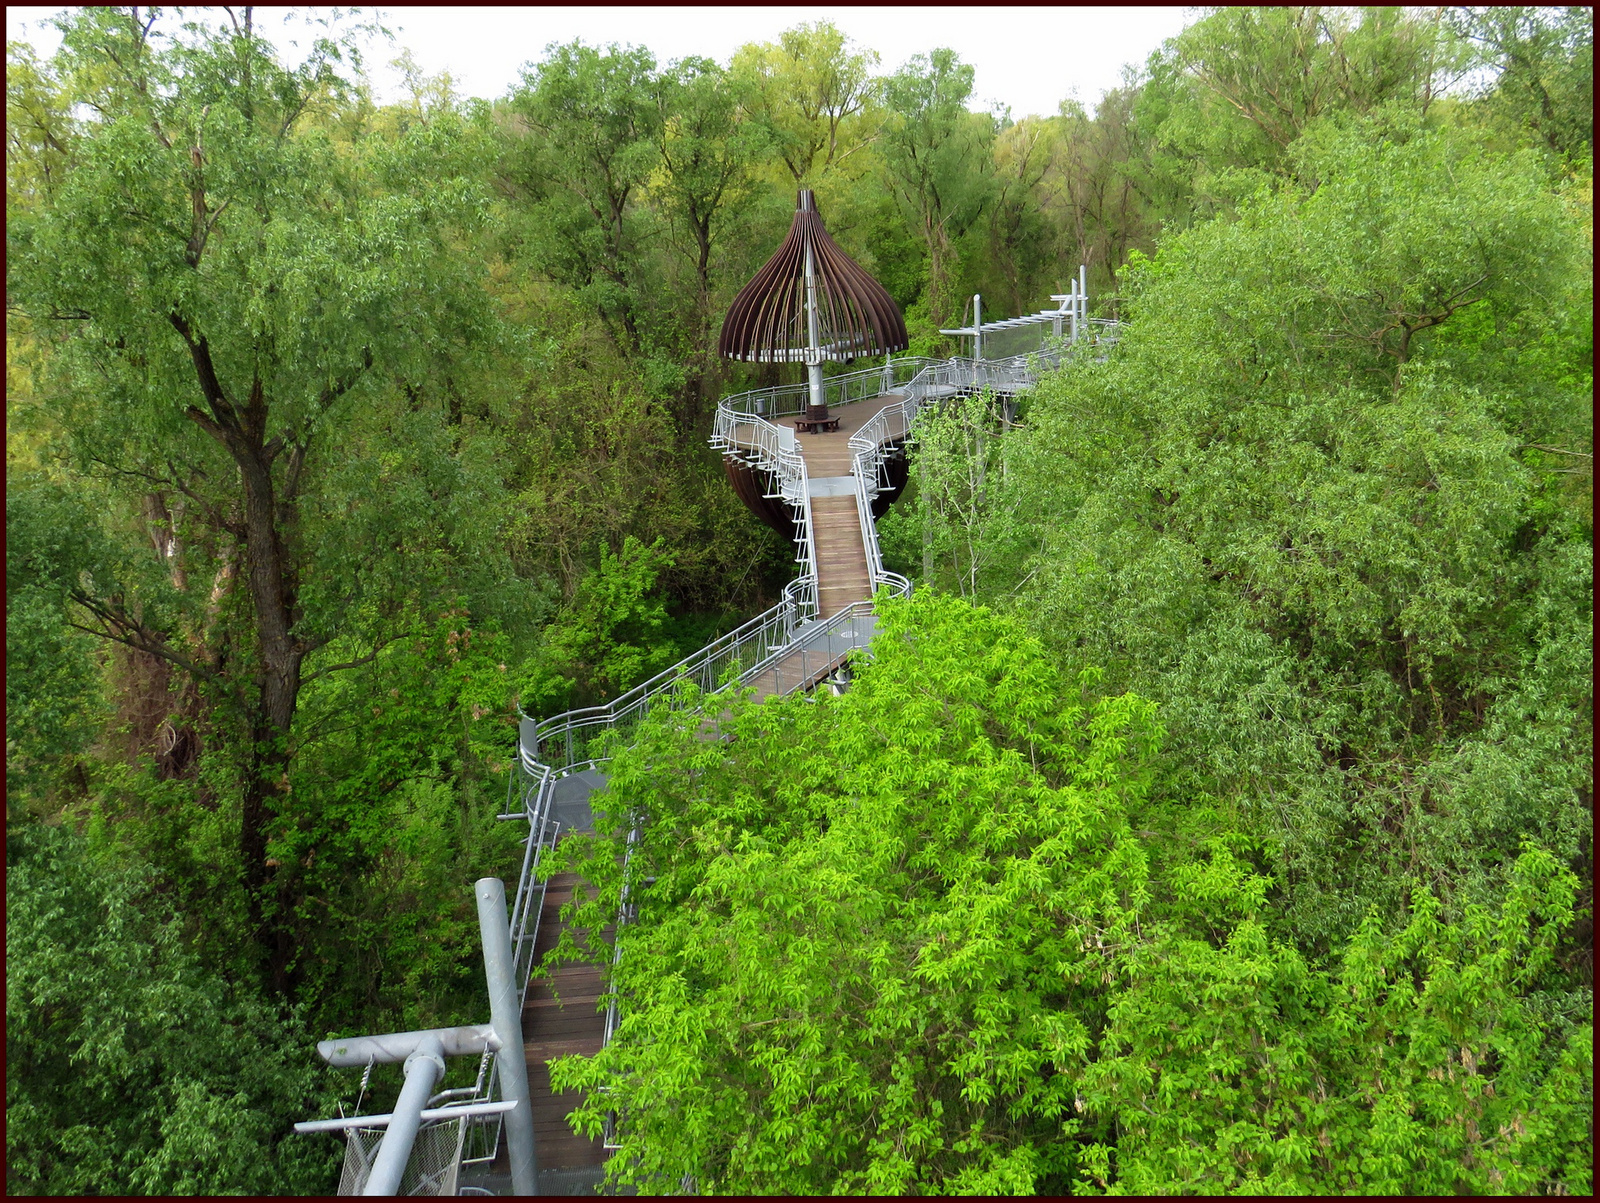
68 590 222 686
168 312 240 428
300 630 418 684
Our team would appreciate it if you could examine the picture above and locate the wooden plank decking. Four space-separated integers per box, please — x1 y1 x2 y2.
792 393 902 618
521 871 610 1178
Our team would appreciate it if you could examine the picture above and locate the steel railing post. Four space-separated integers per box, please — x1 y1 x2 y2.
476 879 538 1196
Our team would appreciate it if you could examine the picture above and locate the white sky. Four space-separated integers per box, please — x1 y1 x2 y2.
7 6 1195 119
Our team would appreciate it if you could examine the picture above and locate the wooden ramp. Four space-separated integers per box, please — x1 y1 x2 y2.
742 637 850 702
522 870 609 1187
809 494 870 618
792 393 902 618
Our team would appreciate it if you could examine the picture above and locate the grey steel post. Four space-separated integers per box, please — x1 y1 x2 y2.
973 293 982 362
362 1032 445 1196
477 877 538 1195
803 235 825 414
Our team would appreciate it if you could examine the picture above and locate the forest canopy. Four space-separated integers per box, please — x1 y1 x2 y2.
7 5 1592 1195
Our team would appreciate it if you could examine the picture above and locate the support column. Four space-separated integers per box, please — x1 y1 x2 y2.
477 878 538 1196
362 1034 445 1196
803 234 825 415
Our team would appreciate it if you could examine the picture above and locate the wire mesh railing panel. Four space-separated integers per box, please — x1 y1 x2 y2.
339 1128 382 1196
519 583 808 775
401 1119 467 1196
982 322 1049 362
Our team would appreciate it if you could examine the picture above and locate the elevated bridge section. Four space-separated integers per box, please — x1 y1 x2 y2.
299 312 1119 1196
488 338 1123 1193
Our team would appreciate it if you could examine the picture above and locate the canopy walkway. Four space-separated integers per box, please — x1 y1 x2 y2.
481 339 1116 1194
295 219 1115 1196
293 332 1120 1195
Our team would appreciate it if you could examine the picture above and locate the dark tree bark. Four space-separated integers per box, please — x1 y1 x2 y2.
166 312 367 991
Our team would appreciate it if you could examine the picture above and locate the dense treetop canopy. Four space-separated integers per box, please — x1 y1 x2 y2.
7 5 1591 1195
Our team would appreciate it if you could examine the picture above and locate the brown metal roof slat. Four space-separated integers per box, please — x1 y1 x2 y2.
719 189 907 364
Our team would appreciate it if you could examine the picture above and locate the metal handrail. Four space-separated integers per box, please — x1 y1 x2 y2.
849 406 912 598
709 405 818 618
517 579 811 779
716 355 947 420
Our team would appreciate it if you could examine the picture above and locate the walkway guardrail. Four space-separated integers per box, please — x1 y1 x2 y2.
716 356 947 419
517 575 813 779
709 406 819 619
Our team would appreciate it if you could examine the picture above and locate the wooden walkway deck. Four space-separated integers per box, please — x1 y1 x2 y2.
793 393 902 618
520 871 609 1183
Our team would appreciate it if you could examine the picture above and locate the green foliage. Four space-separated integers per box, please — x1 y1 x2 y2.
898 389 1033 597
5 7 1592 1194
879 49 998 325
1147 7 1459 184
990 116 1592 952
728 21 880 189
1085 846 1591 1195
519 535 685 716
6 820 341 1195
5 473 110 799
546 592 1165 1194
506 41 661 349
543 594 1589 1195
1450 6 1594 163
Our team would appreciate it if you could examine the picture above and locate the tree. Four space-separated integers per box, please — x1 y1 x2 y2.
650 55 771 421
541 593 1590 1194
879 49 997 326
505 41 662 352
5 474 108 805
7 7 504 990
6 819 341 1194
1147 6 1463 180
1040 87 1171 298
517 535 683 716
984 116 1061 314
1451 6 1594 162
729 22 878 188
546 592 1168 1194
903 389 1029 599
996 116 1590 951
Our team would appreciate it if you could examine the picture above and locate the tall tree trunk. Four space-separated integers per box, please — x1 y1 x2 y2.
173 326 309 993
235 433 305 994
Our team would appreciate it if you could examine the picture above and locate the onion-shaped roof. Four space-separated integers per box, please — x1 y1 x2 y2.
719 190 908 363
